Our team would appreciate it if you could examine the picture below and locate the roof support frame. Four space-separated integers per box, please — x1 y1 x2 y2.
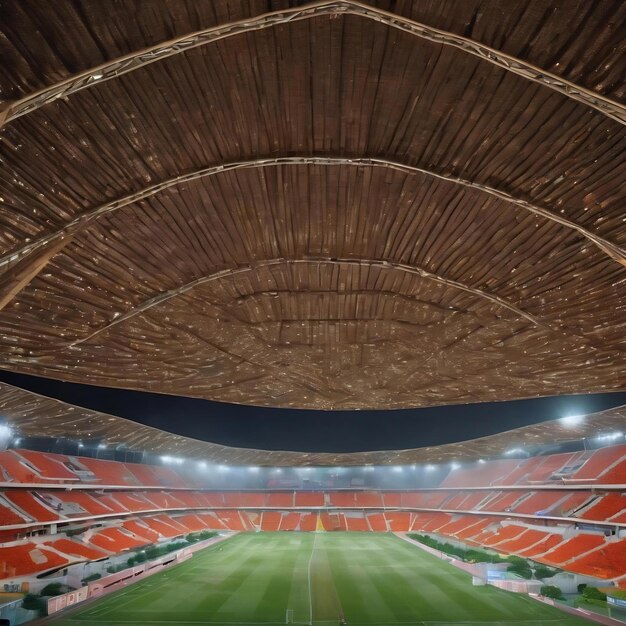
56 256 549 349
2 156 624 273
1 0 625 127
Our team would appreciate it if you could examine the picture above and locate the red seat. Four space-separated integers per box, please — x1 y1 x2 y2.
566 539 626 579
0 543 69 577
344 513 369 531
122 519 161 542
13 450 78 481
0 501 26 526
46 538 108 561
512 492 566 515
518 533 563 557
295 492 324 507
366 513 387 531
267 492 294 507
354 491 383 507
579 494 626 521
299 513 318 531
261 511 282 531
279 512 302 531
4 491 59 522
89 527 147 552
572 444 626 482
537 534 605 565
384 511 411 531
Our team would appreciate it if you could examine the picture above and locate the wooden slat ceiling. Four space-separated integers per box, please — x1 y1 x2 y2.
0 0 625 410
2 382 625 465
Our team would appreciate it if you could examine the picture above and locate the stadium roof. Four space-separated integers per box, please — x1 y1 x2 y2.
0 1 625 410
1 382 625 466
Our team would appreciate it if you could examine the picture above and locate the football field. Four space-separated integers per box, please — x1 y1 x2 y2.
48 532 594 626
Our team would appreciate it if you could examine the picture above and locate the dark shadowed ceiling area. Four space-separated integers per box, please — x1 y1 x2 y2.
0 0 625 411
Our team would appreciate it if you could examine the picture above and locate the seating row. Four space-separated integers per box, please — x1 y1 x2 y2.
2 487 624 532
1 443 625 488
1 509 624 582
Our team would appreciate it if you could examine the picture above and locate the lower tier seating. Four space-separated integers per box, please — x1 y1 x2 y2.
0 508 623 582
0 543 69 577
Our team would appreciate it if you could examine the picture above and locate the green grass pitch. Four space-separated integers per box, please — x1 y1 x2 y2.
48 532 594 625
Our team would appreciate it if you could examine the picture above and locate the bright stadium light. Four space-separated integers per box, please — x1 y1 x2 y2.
197 461 207 469
0 425 12 440
218 464 229 472
595 431 623 442
78 442 84 448
559 415 584 428
450 462 461 470
478 459 486 464
410 464 417 470
14 438 21 445
273 468 283 474
392 466 403 473
425 464 436 472
98 443 107 449
160 455 172 464
505 448 523 455
248 466 259 473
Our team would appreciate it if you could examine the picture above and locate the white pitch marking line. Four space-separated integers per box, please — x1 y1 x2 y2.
306 532 317 626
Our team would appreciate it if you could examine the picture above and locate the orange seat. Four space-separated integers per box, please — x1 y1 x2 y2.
122 519 161 542
384 511 411 531
566 539 626 579
366 513 387 531
354 491 383 507
579 494 626 521
78 457 139 486
512 492 566 515
572 444 626 482
0 543 69 577
537 534 605 565
279 512 301 530
13 450 78 481
46 538 108 561
267 492 294 507
4 490 59 522
89 527 147 552
261 511 282 531
295 492 324 507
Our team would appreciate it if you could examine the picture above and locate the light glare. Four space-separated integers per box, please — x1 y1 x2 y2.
559 415 584 428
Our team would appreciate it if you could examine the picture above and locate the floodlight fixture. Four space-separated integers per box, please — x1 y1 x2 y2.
559 415 584 428
595 431 623 443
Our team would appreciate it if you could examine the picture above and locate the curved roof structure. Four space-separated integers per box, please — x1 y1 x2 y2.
1 381 625 466
0 1 625 409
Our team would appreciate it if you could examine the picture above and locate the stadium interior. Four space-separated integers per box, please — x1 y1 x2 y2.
0 0 625 624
